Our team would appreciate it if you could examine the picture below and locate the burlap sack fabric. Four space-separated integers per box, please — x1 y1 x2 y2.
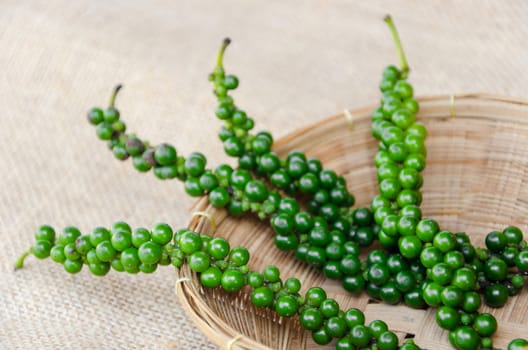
1 1 527 349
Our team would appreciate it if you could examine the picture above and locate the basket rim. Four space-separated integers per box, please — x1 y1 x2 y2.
175 93 528 350
275 93 528 148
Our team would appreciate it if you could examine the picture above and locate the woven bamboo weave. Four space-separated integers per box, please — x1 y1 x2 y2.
176 94 528 350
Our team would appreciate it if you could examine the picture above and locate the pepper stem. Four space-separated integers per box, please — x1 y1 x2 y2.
384 15 409 76
109 84 123 108
216 38 231 69
14 249 32 271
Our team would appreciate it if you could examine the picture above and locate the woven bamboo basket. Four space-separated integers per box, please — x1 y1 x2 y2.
175 94 528 350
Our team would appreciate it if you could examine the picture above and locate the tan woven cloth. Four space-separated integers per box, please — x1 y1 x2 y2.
1 1 527 349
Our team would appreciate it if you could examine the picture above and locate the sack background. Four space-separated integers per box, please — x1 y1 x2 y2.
1 1 527 349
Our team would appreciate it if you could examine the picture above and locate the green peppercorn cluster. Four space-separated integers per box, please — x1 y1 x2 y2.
366 46 528 346
209 38 356 218
21 223 423 350
89 97 203 183
17 15 528 350
21 222 183 275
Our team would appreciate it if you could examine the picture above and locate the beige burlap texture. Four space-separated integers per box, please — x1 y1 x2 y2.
1 1 528 349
